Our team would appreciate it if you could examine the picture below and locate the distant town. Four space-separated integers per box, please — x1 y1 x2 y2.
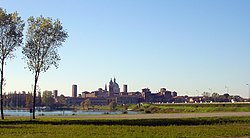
2 78 249 109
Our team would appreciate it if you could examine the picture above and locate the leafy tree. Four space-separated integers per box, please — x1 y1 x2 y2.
55 94 66 107
0 8 24 119
22 16 68 119
202 92 211 97
123 104 129 110
57 94 66 105
80 101 85 110
82 99 91 110
109 101 117 111
42 90 55 108
223 93 230 99
36 91 42 107
212 92 220 102
25 92 33 108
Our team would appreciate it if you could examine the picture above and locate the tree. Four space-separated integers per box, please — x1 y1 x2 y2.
36 91 42 107
0 8 24 119
211 92 220 102
25 92 33 108
202 92 211 97
56 94 66 107
82 99 91 110
42 90 55 108
223 93 230 99
22 16 68 119
109 101 117 111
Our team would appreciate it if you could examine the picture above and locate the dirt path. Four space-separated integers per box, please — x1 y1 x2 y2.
39 112 250 119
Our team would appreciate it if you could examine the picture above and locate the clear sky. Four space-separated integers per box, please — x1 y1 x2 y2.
1 0 250 97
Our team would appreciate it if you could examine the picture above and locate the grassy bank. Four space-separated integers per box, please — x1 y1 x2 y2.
132 103 250 113
0 117 250 138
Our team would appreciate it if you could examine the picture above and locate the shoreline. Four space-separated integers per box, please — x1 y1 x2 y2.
5 112 250 119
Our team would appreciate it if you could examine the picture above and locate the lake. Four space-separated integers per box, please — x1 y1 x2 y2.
3 110 138 116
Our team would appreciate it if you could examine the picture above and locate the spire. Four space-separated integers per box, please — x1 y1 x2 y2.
109 78 113 85
105 84 107 91
114 77 116 83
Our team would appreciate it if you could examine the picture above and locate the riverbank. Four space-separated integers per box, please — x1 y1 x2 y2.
131 102 250 113
4 112 250 119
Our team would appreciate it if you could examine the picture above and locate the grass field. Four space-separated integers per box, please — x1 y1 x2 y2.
1 103 250 137
1 123 250 138
0 117 250 138
132 103 250 113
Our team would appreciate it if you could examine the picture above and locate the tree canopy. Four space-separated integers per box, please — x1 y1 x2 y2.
0 8 24 120
23 16 68 74
23 16 68 119
0 8 24 61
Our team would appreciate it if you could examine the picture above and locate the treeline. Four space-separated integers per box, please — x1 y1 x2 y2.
2 91 67 109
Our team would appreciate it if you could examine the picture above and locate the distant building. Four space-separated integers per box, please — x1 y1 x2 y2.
160 88 167 95
65 97 83 106
142 88 151 102
53 90 58 98
172 91 177 97
108 78 120 96
3 91 34 108
72 84 77 97
120 84 128 96
123 84 128 93
116 96 139 105
104 84 107 91
83 97 108 106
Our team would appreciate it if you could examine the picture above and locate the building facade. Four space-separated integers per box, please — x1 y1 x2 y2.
108 78 120 96
72 84 77 97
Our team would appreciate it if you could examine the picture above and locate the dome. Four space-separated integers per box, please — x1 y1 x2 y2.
113 82 119 88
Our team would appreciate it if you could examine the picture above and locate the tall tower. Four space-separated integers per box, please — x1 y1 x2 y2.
53 90 58 98
109 78 113 96
123 84 128 93
72 84 77 97
105 84 107 91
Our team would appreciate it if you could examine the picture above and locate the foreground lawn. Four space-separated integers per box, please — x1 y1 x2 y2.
0 123 250 138
0 117 250 138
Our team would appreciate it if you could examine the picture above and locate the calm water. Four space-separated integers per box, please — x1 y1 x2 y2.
3 110 138 116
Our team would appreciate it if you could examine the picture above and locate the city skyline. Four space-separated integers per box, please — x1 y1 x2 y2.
1 1 250 97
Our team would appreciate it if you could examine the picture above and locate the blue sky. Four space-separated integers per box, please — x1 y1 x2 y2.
1 0 250 97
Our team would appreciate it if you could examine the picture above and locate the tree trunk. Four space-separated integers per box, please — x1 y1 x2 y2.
32 72 39 119
0 61 4 120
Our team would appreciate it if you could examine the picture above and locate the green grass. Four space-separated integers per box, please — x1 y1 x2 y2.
44 103 250 113
0 117 250 137
1 116 250 126
0 123 250 137
132 103 250 113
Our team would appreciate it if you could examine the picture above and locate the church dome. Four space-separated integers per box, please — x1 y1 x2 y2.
113 81 119 88
113 78 119 88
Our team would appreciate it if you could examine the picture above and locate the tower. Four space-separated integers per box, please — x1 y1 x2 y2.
108 78 120 96
53 90 58 98
72 84 77 97
123 84 128 93
109 78 113 95
105 84 107 91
